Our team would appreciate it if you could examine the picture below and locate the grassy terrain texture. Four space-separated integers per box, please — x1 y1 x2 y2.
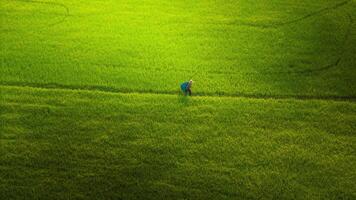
1 0 356 199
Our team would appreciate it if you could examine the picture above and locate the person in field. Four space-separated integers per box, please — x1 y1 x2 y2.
181 80 193 96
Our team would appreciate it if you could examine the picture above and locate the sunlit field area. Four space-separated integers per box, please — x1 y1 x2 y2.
1 0 356 199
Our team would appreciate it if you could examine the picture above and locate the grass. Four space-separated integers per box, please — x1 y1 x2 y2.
1 0 356 199
1 0 356 96
1 86 356 199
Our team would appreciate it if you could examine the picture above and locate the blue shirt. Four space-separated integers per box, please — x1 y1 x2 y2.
181 82 189 91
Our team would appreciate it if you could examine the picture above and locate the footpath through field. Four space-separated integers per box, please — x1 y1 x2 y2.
1 82 356 103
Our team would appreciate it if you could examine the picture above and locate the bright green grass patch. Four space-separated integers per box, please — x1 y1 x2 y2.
1 0 356 96
1 86 355 199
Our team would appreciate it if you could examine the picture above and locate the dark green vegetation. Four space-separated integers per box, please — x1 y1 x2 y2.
1 86 356 199
1 0 356 199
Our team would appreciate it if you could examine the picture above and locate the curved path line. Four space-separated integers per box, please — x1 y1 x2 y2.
4 0 70 27
229 0 351 28
275 13 354 74
1 82 356 102
214 13 354 76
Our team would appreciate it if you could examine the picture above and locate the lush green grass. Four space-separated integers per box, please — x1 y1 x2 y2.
1 0 356 96
1 86 356 199
1 0 356 199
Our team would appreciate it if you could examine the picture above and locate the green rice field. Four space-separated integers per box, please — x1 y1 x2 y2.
1 0 356 199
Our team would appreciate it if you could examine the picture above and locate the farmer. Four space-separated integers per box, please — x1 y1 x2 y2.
180 80 193 96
